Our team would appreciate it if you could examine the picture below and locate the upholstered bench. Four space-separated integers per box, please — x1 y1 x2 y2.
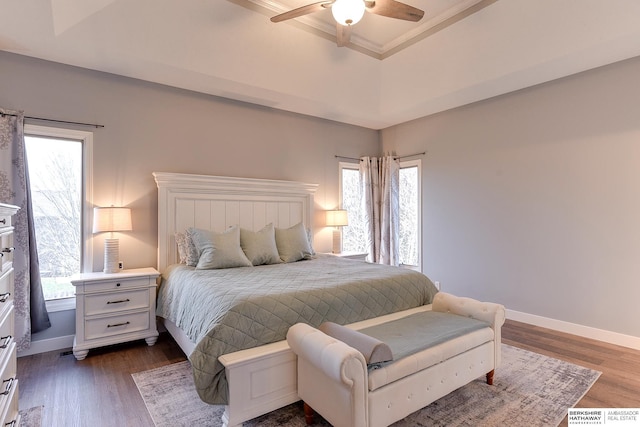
286 292 506 427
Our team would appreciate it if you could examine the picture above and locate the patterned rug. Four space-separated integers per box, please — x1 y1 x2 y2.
132 344 600 427
18 405 43 427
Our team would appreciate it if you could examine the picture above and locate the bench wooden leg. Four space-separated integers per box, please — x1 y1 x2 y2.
486 369 495 385
304 402 315 425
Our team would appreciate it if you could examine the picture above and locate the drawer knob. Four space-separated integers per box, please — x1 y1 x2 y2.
107 299 130 305
0 219 5 225
0 293 10 303
1 377 14 395
116 283 121 287
0 335 11 349
107 321 130 328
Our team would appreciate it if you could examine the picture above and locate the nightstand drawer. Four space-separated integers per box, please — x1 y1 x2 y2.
80 276 151 293
85 311 150 341
84 288 150 316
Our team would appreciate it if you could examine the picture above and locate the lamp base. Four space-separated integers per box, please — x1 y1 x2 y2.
103 238 120 274
332 229 342 254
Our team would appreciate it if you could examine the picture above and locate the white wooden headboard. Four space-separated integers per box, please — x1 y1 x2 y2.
153 172 318 272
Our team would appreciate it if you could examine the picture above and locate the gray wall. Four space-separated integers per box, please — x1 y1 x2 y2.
0 51 379 346
382 56 640 339
4 49 640 347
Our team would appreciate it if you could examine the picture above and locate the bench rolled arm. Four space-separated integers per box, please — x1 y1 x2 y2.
287 323 367 384
432 292 506 366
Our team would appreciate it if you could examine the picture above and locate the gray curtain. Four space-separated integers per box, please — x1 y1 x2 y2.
0 108 51 351
359 155 400 266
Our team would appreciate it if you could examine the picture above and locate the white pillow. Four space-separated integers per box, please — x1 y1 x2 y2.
275 222 313 263
189 226 252 269
240 223 282 266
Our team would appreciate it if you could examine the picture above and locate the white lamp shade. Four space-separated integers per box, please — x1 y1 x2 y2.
326 209 349 227
332 0 366 26
93 207 132 233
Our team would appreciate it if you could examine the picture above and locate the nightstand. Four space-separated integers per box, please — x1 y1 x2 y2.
71 267 160 360
328 252 368 261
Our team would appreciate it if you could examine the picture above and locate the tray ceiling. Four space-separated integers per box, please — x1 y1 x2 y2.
1 0 640 129
236 0 497 59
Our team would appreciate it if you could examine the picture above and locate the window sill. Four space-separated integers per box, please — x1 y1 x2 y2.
45 297 75 313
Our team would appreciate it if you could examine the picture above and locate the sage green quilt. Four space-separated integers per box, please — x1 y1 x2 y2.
156 255 438 404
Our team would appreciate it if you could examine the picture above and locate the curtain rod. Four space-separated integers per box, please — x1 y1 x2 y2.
0 112 104 129
335 152 426 162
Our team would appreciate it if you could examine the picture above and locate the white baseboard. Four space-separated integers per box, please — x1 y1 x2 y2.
17 334 74 358
506 309 640 351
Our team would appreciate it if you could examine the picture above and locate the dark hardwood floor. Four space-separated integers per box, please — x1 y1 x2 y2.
17 320 640 427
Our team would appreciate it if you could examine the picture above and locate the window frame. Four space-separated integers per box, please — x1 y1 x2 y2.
338 158 422 270
398 158 422 271
338 161 360 254
24 124 94 311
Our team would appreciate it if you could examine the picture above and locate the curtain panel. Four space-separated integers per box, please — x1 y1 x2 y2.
359 156 400 266
0 108 50 351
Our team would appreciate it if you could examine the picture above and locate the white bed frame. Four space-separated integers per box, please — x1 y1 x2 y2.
153 172 429 427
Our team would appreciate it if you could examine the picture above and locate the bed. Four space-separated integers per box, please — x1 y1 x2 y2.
153 172 439 427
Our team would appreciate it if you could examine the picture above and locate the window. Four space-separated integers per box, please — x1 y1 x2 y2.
24 125 93 307
398 160 421 268
340 164 367 254
339 159 421 268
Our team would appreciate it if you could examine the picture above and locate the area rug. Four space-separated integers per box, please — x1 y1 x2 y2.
18 405 43 427
132 344 600 427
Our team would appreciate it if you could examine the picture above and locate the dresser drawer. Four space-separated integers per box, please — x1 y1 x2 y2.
84 288 150 316
84 311 150 341
0 377 18 427
0 307 13 366
0 270 13 317
0 213 11 230
0 343 16 397
0 229 14 276
78 276 152 294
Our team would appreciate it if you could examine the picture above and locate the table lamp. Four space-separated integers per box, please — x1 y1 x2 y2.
326 209 348 254
93 206 132 273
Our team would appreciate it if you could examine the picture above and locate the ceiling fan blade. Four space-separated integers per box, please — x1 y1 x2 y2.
365 0 424 22
336 23 351 47
270 1 334 23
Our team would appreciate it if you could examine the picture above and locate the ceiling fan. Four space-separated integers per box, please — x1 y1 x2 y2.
270 0 425 47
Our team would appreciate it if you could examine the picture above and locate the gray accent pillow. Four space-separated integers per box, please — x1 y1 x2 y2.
177 230 199 267
275 222 313 263
189 226 252 269
240 223 282 266
319 322 394 365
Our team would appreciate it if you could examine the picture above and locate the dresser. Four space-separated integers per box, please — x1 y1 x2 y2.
71 267 160 360
0 203 20 427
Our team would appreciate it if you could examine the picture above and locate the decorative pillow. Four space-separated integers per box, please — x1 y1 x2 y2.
189 226 252 269
319 322 393 365
175 231 188 264
240 223 282 266
275 222 314 263
306 227 316 256
179 229 199 267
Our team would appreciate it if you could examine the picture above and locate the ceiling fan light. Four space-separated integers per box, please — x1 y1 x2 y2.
332 0 365 26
